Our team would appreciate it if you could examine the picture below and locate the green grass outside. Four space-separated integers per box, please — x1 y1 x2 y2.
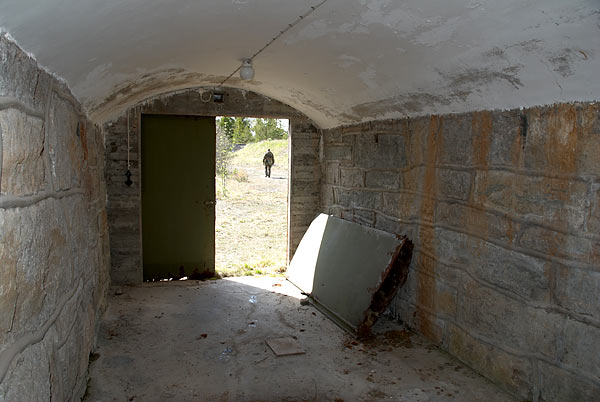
215 139 289 277
232 139 289 169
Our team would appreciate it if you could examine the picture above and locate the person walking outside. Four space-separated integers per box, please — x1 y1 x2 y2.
263 148 275 178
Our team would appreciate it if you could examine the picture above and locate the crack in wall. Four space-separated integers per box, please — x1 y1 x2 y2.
0 278 83 383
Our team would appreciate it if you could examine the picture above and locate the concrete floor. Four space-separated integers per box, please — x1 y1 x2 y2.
84 277 516 402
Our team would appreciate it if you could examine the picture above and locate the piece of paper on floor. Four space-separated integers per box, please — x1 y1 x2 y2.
266 337 305 356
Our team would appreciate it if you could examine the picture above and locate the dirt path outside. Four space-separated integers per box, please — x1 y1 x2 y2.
215 140 288 276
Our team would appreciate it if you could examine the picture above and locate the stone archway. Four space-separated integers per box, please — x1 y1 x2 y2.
103 87 321 285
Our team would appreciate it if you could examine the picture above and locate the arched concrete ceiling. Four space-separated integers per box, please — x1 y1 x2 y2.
1 0 598 128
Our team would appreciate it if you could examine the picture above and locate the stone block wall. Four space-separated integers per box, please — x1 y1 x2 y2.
320 103 600 401
0 35 110 401
104 88 320 285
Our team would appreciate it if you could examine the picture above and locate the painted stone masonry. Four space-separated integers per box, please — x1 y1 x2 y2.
0 35 111 401
104 88 321 285
320 103 600 402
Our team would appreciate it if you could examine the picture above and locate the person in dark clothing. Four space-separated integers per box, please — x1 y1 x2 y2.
263 149 274 177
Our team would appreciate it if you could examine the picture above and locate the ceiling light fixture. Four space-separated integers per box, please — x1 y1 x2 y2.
219 0 330 86
240 59 255 80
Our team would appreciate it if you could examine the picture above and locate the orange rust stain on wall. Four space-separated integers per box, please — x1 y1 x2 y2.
538 105 579 217
472 111 492 170
536 105 580 300
400 119 415 167
511 113 525 169
416 115 441 341
580 104 600 266
467 111 519 251
545 104 578 174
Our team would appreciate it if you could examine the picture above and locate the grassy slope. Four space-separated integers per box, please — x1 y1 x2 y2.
215 139 289 276
231 139 289 168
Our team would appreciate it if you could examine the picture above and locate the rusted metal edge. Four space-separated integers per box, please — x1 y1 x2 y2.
357 236 414 339
299 236 414 339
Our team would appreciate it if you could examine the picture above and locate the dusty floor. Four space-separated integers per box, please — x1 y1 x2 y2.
85 277 516 402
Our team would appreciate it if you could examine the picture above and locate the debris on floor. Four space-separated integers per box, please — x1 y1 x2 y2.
266 337 306 356
382 330 413 348
287 213 413 338
84 277 516 402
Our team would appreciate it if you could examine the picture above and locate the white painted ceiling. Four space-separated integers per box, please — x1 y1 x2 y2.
1 0 598 128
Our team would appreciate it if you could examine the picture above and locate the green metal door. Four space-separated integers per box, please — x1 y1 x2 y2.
141 114 216 281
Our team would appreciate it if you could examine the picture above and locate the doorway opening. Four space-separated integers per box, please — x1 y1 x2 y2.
215 116 290 277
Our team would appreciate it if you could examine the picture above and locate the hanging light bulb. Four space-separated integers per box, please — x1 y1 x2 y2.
240 59 255 80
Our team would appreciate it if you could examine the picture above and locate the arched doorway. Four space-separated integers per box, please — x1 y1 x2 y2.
103 87 321 285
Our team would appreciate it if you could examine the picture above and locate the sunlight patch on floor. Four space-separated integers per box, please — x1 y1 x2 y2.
226 276 303 299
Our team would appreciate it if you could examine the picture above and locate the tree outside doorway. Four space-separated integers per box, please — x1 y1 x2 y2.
215 117 289 276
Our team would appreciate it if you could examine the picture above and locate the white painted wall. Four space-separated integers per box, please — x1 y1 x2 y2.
1 0 598 127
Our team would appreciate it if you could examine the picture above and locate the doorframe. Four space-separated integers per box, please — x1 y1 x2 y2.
104 87 321 285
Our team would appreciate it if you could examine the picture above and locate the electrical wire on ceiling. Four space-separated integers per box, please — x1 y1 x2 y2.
219 0 330 86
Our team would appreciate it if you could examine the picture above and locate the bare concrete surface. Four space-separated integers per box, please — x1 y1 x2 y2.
2 1 599 127
84 277 516 402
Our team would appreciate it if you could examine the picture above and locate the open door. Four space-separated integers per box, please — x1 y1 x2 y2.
141 114 216 280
